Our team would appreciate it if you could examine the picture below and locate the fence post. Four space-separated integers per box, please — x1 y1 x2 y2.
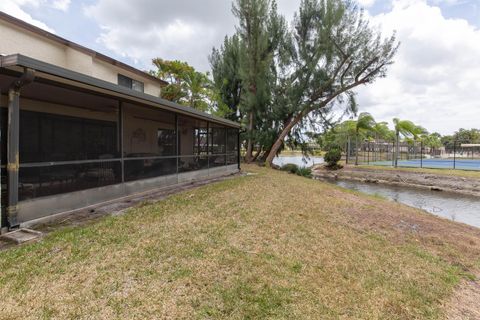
346 136 350 164
453 141 456 169
367 141 370 164
392 142 395 167
420 140 423 168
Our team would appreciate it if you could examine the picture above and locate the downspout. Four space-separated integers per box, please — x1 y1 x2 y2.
6 68 35 229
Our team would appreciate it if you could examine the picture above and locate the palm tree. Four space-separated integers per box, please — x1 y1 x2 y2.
392 118 417 167
355 113 376 165
410 125 427 160
371 122 390 162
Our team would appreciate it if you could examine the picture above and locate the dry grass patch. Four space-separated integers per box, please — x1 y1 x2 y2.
357 164 480 180
0 164 479 319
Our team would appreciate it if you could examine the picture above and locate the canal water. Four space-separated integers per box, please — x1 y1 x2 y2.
273 155 324 168
328 179 480 228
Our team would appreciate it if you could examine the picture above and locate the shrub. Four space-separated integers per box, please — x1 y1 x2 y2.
296 167 312 178
281 163 299 174
324 149 342 168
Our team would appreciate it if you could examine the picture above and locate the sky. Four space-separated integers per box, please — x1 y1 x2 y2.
0 0 479 135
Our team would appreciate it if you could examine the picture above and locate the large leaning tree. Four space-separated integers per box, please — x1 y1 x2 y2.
211 0 399 166
264 0 398 166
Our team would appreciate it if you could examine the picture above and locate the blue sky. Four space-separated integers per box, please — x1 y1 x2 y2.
1 0 480 135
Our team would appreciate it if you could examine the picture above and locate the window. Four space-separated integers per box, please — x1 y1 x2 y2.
118 74 144 93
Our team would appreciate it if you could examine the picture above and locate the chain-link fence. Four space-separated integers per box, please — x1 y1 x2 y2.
342 138 480 171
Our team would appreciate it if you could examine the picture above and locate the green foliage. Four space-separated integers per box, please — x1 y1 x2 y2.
281 163 299 174
324 149 342 167
151 58 227 116
356 113 376 135
210 35 243 121
280 163 312 178
295 167 312 178
421 132 442 149
442 128 480 149
211 0 399 164
393 118 420 139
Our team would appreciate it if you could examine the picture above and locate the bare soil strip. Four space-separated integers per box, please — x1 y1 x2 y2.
313 165 480 197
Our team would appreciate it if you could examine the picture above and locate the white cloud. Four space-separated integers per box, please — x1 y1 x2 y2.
0 0 55 32
84 0 236 71
51 0 70 11
357 0 377 7
0 0 72 32
357 0 480 134
84 0 301 72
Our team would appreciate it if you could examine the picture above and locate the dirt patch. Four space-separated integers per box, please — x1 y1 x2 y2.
313 165 480 197
445 276 480 320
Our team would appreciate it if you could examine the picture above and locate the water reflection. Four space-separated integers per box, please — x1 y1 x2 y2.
273 155 324 168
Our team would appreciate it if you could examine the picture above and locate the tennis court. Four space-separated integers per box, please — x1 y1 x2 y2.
372 158 480 171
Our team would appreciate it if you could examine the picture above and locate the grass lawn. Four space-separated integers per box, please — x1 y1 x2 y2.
356 164 480 179
1 164 479 319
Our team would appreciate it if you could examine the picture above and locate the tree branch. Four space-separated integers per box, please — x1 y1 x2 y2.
354 57 379 82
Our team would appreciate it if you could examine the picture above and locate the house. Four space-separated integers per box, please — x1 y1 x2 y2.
0 12 240 231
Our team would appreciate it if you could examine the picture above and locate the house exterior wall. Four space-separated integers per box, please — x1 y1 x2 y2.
0 19 162 97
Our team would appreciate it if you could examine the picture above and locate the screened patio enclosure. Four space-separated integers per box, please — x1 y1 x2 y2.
0 54 240 229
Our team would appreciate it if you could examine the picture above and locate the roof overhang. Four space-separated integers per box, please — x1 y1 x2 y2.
0 54 240 128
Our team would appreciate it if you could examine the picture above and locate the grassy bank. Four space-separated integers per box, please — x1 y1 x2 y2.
0 165 479 319
356 164 480 179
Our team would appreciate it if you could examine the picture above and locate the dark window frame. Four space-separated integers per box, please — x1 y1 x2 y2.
118 74 144 93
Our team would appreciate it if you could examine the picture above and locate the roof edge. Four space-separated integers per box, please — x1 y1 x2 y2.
1 54 240 128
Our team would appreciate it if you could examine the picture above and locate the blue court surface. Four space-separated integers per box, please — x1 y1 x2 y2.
371 158 480 171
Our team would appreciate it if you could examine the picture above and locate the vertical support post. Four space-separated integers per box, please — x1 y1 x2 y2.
346 136 350 164
0 106 3 232
367 142 370 164
420 140 423 168
237 129 241 170
453 140 456 169
344 140 348 164
175 114 179 174
118 101 124 183
207 122 210 169
392 142 395 167
5 69 34 229
6 89 20 228
224 126 228 165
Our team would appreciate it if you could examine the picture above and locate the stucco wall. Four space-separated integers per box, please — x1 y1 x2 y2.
0 19 161 97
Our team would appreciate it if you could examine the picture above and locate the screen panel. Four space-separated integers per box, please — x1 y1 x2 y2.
19 110 118 163
123 103 176 158
178 156 208 173
124 158 176 182
19 161 121 201
209 124 226 155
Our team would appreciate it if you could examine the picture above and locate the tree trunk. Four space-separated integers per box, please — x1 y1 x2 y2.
264 82 367 167
245 111 254 162
265 113 303 166
251 145 262 162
